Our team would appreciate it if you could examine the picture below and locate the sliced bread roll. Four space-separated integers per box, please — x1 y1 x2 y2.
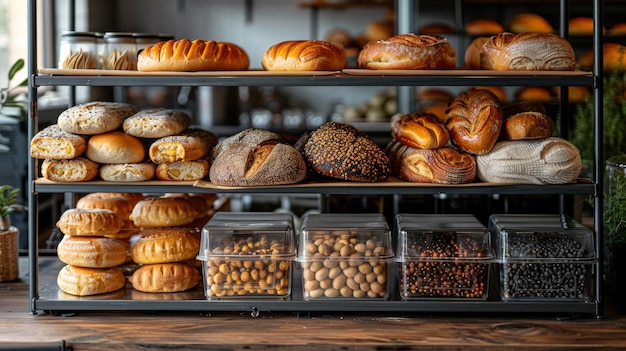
156 158 209 181
30 124 87 160
41 157 100 182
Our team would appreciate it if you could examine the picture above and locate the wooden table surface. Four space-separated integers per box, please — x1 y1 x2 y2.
1 257 626 351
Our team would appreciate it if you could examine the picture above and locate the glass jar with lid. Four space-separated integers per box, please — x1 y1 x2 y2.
58 31 98 69
134 33 162 52
103 32 137 70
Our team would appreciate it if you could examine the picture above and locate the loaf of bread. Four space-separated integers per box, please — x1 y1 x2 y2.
130 228 200 264
57 264 125 296
514 86 553 102
86 131 146 164
569 16 596 36
464 37 489 69
465 18 504 36
445 88 503 155
304 122 390 182
30 124 86 160
41 157 100 182
56 101 138 135
129 262 200 293
76 193 134 220
129 196 199 228
210 128 307 186
57 235 128 268
508 13 553 34
386 139 476 184
123 108 192 138
56 208 125 236
480 32 576 71
390 112 450 149
357 33 456 70
149 128 218 164
501 100 554 140
161 193 213 219
262 40 346 71
99 162 156 182
137 38 250 71
156 159 209 181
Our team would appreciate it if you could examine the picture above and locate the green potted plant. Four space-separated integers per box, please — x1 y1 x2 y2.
0 185 26 281
0 58 28 118
605 154 626 311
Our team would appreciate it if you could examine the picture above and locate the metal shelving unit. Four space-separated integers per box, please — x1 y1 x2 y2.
27 0 605 317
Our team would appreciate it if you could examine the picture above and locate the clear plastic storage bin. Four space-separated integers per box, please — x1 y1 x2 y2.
297 213 393 300
196 212 296 299
395 214 494 300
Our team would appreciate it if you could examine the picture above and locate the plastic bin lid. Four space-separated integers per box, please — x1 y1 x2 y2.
300 213 389 231
395 213 486 231
496 227 596 261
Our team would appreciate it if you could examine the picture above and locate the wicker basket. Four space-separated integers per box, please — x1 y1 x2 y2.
0 227 19 282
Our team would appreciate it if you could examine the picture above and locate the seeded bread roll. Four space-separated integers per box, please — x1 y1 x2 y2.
156 158 209 181
41 157 100 182
137 39 250 72
130 228 200 264
129 262 200 293
99 162 156 182
56 208 125 236
262 40 346 71
149 128 218 164
86 131 146 164
390 112 450 150
57 264 125 296
30 124 87 160
129 196 199 228
57 235 128 268
56 101 139 135
123 109 192 138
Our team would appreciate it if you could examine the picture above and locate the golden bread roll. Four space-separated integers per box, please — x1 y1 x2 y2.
502 100 547 117
474 86 508 103
262 40 346 71
86 131 145 164
304 122 390 182
76 193 134 220
41 157 99 182
155 159 209 181
360 20 394 44
357 33 456 70
610 22 626 35
325 28 353 48
464 36 489 69
56 101 138 135
105 220 140 240
57 264 125 296
129 196 199 228
418 102 449 123
390 112 450 150
123 108 192 138
30 124 87 160
415 87 454 102
137 38 249 72
96 192 145 208
57 235 128 268
465 18 504 36
130 228 200 264
584 43 626 71
480 32 576 71
56 208 124 236
569 16 598 36
501 111 555 141
445 88 503 155
386 139 476 184
149 128 218 164
161 193 212 219
99 162 156 182
508 13 553 34
129 262 200 293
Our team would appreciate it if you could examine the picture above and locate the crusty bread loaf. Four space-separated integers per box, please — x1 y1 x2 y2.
56 208 125 236
137 38 250 72
123 109 192 138
390 112 450 149
465 18 504 36
304 122 390 182
41 157 100 182
508 13 553 34
129 196 199 228
30 124 86 160
386 139 476 184
501 111 555 141
156 159 209 181
57 264 125 296
464 36 489 69
445 88 503 155
57 235 128 268
56 101 138 135
76 193 134 220
262 40 346 71
480 32 576 71
357 33 456 70
99 162 156 182
130 228 200 264
149 128 218 164
129 262 200 293
86 131 146 164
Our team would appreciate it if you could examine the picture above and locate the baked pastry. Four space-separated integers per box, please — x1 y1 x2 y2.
480 32 576 71
161 193 212 219
99 162 156 182
41 157 99 182
56 208 125 236
86 131 146 164
445 88 503 155
262 40 346 71
76 193 134 220
390 112 450 149
210 128 307 186
475 86 508 103
304 121 390 182
129 196 199 228
137 38 250 71
465 18 504 36
96 192 145 208
57 265 126 296
57 235 128 268
417 102 449 123
56 101 138 135
357 33 456 70
30 124 87 160
476 137 582 184
508 13 553 34
129 262 200 293
464 37 489 69
149 128 218 164
501 111 555 140
156 158 209 181
123 108 192 138
130 228 200 264
386 139 476 184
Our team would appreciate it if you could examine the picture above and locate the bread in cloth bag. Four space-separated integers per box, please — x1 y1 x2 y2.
476 137 582 184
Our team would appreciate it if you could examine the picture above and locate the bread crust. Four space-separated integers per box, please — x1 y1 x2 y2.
149 128 218 164
56 101 138 135
130 228 200 264
86 131 146 164
129 262 200 293
57 264 125 296
262 40 346 71
390 112 450 149
464 37 489 69
137 39 249 71
30 124 86 160
99 162 156 182
156 159 209 181
41 157 100 182
357 33 456 70
123 109 192 138
76 193 134 220
129 196 199 228
502 111 555 140
57 235 128 268
56 208 125 236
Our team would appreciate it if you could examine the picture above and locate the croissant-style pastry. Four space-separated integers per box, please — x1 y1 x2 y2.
390 112 450 149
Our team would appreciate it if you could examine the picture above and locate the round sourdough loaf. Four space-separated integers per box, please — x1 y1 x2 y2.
57 235 128 268
57 101 138 135
57 264 125 296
